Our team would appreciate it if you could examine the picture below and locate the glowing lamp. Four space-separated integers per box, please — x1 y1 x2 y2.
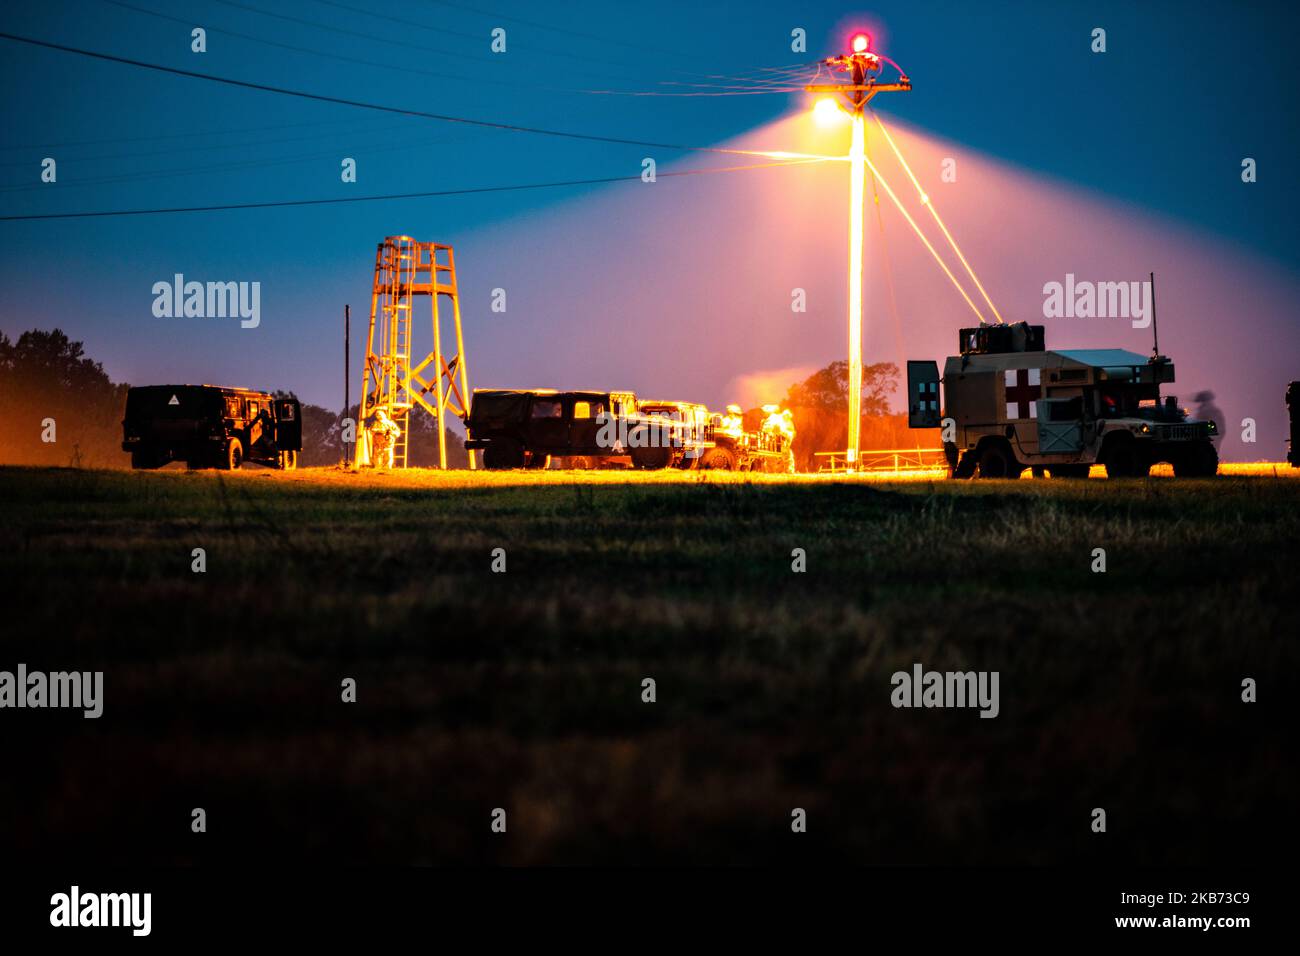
851 33 870 54
812 97 845 127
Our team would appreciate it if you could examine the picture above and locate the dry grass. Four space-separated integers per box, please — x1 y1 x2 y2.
0 464 1295 865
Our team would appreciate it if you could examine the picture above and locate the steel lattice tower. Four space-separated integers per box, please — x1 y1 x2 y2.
357 235 474 469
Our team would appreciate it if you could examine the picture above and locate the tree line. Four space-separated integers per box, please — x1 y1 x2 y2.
1 327 930 471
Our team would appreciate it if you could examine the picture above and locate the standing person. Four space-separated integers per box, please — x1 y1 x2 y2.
1193 390 1224 449
369 408 400 468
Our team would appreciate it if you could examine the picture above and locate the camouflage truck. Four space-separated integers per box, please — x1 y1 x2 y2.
906 322 1218 478
122 384 301 470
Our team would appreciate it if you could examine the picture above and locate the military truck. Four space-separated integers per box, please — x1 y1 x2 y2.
693 403 795 472
624 400 794 472
465 389 796 471
465 388 643 469
906 322 1218 478
632 400 714 469
122 385 302 470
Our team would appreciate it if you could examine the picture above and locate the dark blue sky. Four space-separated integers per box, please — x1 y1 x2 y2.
2 0 1296 421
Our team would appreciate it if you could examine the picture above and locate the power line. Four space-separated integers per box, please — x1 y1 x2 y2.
100 0 571 92
0 158 828 221
0 130 475 192
0 30 820 161
0 119 425 171
305 0 650 78
417 0 731 69
209 0 496 64
109 0 804 94
0 115 393 153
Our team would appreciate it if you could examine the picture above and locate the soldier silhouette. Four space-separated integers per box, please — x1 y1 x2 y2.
1193 390 1224 448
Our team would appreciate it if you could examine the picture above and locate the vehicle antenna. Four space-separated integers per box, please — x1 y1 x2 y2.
1149 271 1159 359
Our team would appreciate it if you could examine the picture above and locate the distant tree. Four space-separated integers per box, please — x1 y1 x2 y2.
405 408 470 469
273 391 343 467
783 361 900 470
785 360 896 416
0 328 129 467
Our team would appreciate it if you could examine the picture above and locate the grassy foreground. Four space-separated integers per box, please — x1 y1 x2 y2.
1 465 1296 865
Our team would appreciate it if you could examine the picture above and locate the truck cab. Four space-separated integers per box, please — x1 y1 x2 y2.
907 323 1218 478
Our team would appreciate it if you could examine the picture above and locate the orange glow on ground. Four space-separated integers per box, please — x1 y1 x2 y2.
86 461 1298 487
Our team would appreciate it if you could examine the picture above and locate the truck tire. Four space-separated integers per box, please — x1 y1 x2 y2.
279 449 298 470
631 444 673 469
1173 441 1219 478
221 438 244 471
698 446 737 470
525 451 550 469
1101 435 1146 478
484 439 524 469
975 442 1016 479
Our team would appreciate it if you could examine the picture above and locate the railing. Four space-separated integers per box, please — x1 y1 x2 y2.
813 447 946 474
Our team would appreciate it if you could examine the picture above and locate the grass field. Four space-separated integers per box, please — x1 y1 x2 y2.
1 464 1296 865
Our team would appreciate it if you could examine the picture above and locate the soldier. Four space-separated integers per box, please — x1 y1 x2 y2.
369 407 400 468
1193 390 1224 449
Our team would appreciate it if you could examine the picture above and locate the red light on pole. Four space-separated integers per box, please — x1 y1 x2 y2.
851 33 871 54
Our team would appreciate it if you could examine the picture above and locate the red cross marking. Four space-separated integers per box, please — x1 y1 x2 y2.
1005 369 1041 419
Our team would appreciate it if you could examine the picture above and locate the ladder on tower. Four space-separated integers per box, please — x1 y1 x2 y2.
357 236 474 469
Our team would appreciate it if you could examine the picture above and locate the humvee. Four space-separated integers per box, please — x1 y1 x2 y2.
122 385 302 470
464 388 640 469
906 322 1218 478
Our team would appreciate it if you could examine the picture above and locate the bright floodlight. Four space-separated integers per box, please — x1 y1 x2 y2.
851 33 871 54
813 97 844 127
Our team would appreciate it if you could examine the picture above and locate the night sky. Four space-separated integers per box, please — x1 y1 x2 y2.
2 0 1296 458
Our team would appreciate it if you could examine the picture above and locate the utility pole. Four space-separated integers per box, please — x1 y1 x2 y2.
807 33 910 469
343 304 351 466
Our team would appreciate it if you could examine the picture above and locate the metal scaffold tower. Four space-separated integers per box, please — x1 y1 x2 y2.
357 235 474 469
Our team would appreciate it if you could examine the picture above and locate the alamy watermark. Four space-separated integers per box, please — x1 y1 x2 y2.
891 662 1000 718
1042 273 1150 328
0 664 103 718
152 274 261 328
50 886 150 936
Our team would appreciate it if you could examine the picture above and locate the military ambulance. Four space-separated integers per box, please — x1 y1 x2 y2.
906 322 1218 478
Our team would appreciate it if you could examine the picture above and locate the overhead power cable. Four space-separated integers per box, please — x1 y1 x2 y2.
860 151 986 324
0 31 837 164
105 0 810 95
0 158 829 222
870 110 1005 324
